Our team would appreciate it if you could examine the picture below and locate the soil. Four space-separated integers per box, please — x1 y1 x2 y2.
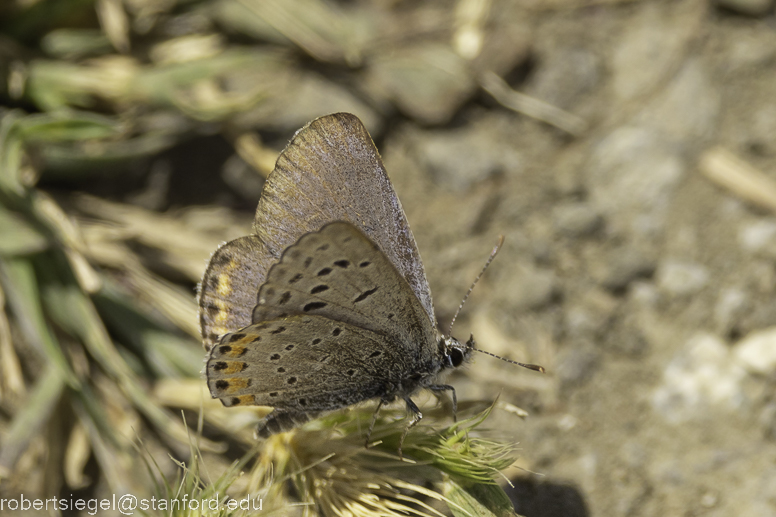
369 2 776 516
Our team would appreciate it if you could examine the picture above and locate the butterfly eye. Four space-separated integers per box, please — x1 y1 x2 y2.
449 348 464 368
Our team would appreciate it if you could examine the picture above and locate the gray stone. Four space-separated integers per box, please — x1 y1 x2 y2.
651 333 748 423
552 203 603 238
715 0 774 16
587 127 686 236
656 260 710 297
594 247 657 292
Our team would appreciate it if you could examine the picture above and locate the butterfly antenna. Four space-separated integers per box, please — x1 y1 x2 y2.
469 337 545 372
448 235 505 337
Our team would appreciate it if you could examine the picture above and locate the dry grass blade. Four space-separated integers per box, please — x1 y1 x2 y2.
699 146 776 214
0 363 64 476
480 71 588 135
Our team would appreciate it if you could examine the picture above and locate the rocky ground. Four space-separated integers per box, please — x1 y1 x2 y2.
372 2 776 516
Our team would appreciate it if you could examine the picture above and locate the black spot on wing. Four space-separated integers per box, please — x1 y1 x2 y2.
304 302 327 312
354 287 378 303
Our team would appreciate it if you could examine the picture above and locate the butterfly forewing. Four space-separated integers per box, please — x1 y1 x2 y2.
251 222 435 349
254 113 436 327
198 114 436 352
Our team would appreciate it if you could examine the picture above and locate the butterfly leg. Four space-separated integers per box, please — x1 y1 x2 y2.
398 397 423 460
364 399 385 448
428 384 457 422
256 409 318 439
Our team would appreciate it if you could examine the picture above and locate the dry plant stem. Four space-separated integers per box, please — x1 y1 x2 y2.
699 147 776 214
479 71 588 136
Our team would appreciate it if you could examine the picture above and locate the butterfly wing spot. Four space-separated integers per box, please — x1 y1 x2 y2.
289 249 302 260
270 326 286 334
312 338 321 345
317 267 333 276
332 327 342 336
303 258 313 268
347 369 356 376
334 260 350 268
359 261 371 268
285 344 295 350
278 292 292 305
290 273 304 284
387 313 395 320
310 284 329 294
227 333 246 342
320 355 329 362
369 351 381 358
215 378 252 394
277 367 286 373
304 301 327 312
225 394 255 406
287 377 297 384
270 353 281 360
212 361 248 374
269 392 278 397
317 244 330 251
354 286 379 303
299 398 307 406
217 344 247 357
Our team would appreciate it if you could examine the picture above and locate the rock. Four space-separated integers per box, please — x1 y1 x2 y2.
739 219 776 258
586 126 686 236
610 4 689 102
734 327 776 375
594 247 657 292
527 48 601 110
509 268 560 311
713 287 749 336
635 60 720 142
555 342 599 389
656 260 710 297
552 203 603 238
651 333 748 423
759 402 776 441
415 125 521 191
715 0 774 16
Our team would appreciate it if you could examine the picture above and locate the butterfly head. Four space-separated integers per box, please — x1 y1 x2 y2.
440 335 474 370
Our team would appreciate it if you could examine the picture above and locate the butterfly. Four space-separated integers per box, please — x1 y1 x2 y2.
198 113 542 451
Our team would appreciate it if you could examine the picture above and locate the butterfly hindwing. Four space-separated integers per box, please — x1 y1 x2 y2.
198 235 269 352
251 222 435 351
207 315 405 412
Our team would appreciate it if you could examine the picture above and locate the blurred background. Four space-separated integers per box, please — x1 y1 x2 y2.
2 0 776 515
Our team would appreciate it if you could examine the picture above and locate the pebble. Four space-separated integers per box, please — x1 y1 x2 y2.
734 327 776 375
586 126 685 236
415 125 521 191
555 342 599 389
651 333 748 423
714 0 774 16
739 219 776 258
552 203 603 238
656 260 710 297
594 247 657 292
502 267 560 311
713 287 749 335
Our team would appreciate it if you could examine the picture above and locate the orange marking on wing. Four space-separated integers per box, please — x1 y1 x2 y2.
224 378 251 394
224 345 246 357
232 394 256 406
223 362 248 375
